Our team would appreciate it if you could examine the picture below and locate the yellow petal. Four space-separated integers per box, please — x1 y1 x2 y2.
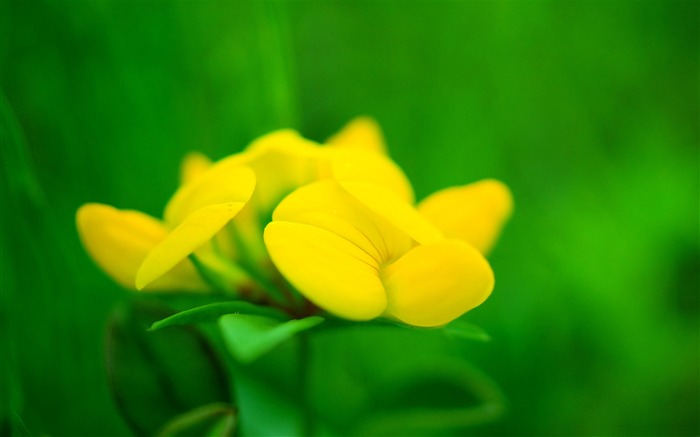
338 180 442 246
329 149 415 203
327 116 387 154
243 129 322 211
179 151 212 185
76 203 205 291
264 221 386 320
245 129 320 158
271 181 413 264
382 239 494 327
215 130 324 266
164 163 255 226
226 201 266 264
137 202 247 290
417 179 513 254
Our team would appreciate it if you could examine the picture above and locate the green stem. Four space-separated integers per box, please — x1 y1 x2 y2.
224 220 292 306
299 332 314 437
189 254 229 295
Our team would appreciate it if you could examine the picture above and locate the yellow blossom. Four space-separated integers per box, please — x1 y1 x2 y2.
77 162 256 291
76 117 512 327
264 180 495 327
76 122 411 294
76 204 207 291
264 119 512 327
328 117 513 255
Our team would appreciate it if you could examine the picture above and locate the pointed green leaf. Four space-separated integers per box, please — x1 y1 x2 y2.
219 314 324 363
321 316 490 343
443 319 491 342
150 301 287 331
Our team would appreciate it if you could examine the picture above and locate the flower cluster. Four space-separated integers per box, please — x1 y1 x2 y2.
77 118 512 327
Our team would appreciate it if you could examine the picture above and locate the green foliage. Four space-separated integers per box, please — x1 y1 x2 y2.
219 315 324 363
1 0 698 436
150 301 287 331
106 300 230 436
354 359 504 436
443 318 492 343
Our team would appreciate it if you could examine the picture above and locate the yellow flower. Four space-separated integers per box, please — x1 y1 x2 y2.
76 204 208 291
76 122 411 294
264 119 513 327
328 117 513 256
417 179 513 255
263 180 495 327
77 161 256 291
76 117 512 327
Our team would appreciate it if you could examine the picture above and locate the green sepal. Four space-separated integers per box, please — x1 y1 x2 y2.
150 301 287 331
219 314 324 363
321 316 491 342
442 318 491 342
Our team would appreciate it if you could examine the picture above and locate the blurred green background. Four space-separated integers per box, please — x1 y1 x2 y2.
1 0 698 436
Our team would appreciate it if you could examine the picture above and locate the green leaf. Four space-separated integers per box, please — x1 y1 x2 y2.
219 314 324 363
230 370 303 437
106 299 230 436
443 319 491 342
155 403 236 437
321 316 490 343
150 301 286 331
354 359 505 436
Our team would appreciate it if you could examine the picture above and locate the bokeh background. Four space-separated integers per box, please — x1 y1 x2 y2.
1 0 698 436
